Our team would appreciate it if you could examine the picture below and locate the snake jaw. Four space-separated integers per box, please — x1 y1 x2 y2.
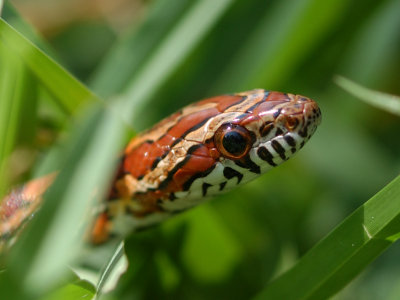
246 94 321 171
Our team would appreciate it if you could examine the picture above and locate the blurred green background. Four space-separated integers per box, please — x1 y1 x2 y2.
4 0 400 298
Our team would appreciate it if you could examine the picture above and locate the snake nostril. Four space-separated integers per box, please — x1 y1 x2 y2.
285 116 299 131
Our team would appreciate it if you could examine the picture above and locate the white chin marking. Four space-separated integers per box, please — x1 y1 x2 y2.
222 159 259 186
249 148 273 173
255 132 305 169
161 194 203 211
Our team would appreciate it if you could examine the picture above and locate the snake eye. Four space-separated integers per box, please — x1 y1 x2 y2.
214 123 253 159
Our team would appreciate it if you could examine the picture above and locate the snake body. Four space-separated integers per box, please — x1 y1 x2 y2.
0 89 321 246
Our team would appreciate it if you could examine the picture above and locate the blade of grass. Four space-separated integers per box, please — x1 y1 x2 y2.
2 2 59 58
255 175 400 300
113 0 233 128
0 42 33 195
5 103 126 297
95 242 127 297
335 76 400 116
0 19 98 114
89 0 193 97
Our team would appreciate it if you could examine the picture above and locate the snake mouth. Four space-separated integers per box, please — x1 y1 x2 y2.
249 97 321 170
250 131 306 171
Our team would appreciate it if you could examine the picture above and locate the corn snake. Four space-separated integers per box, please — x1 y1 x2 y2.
0 89 321 248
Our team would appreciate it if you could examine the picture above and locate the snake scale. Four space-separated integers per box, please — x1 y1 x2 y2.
0 89 321 248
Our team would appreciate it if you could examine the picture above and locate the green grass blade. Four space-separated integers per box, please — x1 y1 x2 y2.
0 42 32 195
0 19 98 114
2 2 59 58
114 0 233 128
5 104 126 297
335 76 400 116
255 175 400 300
95 242 127 297
89 0 192 97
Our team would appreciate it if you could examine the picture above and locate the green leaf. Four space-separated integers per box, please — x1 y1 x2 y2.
0 18 98 114
255 175 400 300
335 76 400 116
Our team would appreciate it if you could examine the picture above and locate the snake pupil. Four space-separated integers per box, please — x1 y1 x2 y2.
222 131 247 155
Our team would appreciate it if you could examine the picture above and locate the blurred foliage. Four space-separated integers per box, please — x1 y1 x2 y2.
336 76 400 117
1 0 400 299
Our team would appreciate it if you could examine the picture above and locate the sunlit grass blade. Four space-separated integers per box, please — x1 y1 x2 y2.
0 19 98 114
2 2 59 57
104 0 233 128
335 76 400 116
90 0 192 98
4 104 126 297
255 175 400 300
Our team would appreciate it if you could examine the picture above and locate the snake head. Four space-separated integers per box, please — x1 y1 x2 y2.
91 89 321 241
206 89 321 187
